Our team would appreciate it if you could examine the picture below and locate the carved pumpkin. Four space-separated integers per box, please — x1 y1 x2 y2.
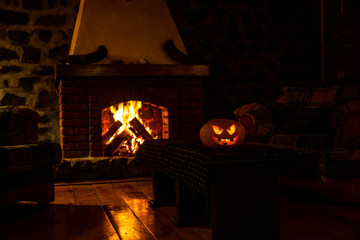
200 119 245 149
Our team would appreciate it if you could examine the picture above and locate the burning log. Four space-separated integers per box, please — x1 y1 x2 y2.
104 129 130 156
129 117 153 140
128 126 140 138
102 120 123 143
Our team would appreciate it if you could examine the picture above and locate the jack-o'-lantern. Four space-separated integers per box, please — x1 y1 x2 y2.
200 119 245 149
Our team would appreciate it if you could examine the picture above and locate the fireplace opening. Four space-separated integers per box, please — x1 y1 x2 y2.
101 100 169 157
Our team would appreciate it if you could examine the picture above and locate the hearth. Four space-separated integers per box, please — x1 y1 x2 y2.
101 100 169 157
56 64 209 159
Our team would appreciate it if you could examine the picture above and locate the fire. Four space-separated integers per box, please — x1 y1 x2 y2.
111 101 142 127
102 100 168 156
109 101 151 151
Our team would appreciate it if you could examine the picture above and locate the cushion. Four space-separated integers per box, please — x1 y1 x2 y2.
234 103 273 134
270 134 333 150
0 106 39 145
276 107 334 135
336 83 360 103
234 102 288 134
0 142 62 193
0 142 62 173
331 99 360 134
333 135 360 152
278 85 339 108
310 86 338 108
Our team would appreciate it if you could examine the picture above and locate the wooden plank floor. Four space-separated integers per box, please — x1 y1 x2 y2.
0 178 360 240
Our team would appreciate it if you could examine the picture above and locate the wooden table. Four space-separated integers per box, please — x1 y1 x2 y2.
137 139 318 240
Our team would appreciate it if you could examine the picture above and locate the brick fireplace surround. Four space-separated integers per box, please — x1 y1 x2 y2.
56 64 209 159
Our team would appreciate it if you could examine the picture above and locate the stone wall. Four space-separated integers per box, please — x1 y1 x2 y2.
0 0 80 142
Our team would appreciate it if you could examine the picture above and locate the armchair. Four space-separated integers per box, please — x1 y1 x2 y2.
234 83 360 202
0 106 62 206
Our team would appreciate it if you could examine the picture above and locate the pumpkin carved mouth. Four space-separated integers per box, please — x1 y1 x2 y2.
200 119 245 149
211 135 239 145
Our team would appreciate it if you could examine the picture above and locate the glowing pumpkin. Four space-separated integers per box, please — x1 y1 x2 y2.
200 119 245 149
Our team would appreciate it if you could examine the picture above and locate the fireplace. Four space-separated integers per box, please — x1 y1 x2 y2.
101 100 169 156
56 64 209 159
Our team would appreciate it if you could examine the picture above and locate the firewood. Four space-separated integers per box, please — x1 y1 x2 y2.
129 117 153 140
128 126 140 138
102 120 123 143
104 129 130 156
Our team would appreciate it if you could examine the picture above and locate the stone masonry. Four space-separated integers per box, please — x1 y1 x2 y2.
0 0 80 143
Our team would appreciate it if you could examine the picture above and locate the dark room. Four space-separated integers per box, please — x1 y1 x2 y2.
1 0 360 239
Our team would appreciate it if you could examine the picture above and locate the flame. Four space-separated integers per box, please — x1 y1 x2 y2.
111 101 142 125
105 101 154 154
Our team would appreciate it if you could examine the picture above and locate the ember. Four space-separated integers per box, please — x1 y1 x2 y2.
101 101 168 156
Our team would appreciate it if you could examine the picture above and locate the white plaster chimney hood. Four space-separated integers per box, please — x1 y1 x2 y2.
69 0 187 64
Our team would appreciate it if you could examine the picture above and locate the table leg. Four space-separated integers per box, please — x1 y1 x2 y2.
211 162 280 240
149 171 176 207
172 180 211 227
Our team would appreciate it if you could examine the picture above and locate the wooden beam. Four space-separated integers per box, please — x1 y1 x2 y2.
56 64 209 79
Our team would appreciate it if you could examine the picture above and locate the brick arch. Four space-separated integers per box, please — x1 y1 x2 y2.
98 88 171 110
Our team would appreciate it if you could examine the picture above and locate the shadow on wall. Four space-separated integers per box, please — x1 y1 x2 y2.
166 0 322 120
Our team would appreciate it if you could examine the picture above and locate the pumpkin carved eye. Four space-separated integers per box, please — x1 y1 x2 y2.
212 125 223 135
200 119 245 149
227 124 236 135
